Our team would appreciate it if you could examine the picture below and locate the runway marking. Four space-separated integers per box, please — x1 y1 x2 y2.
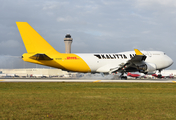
93 80 101 83
172 81 176 83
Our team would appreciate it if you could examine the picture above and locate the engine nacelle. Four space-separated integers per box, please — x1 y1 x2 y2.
137 63 156 74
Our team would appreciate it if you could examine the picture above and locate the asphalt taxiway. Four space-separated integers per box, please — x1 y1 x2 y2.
0 79 176 83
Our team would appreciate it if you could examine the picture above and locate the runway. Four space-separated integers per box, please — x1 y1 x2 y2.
0 78 176 83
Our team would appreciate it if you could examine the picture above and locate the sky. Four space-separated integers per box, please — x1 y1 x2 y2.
0 0 176 69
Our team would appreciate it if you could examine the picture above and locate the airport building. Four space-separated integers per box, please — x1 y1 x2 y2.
64 34 73 53
0 68 69 78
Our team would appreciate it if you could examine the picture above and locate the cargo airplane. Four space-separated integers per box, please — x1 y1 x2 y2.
16 22 173 79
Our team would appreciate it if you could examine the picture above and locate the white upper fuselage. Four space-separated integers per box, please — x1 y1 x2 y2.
76 51 173 73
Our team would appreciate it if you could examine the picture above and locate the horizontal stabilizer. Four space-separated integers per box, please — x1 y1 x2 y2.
30 54 53 60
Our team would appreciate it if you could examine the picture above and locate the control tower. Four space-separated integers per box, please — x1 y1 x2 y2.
64 34 73 53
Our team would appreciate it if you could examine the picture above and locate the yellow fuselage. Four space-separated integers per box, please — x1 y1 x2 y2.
22 53 91 72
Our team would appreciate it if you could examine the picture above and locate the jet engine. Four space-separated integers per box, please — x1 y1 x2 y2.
137 63 156 74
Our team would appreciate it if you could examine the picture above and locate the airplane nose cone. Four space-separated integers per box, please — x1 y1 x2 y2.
156 55 173 70
167 56 173 67
170 58 173 66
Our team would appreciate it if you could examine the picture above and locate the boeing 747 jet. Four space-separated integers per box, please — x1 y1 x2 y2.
16 22 173 79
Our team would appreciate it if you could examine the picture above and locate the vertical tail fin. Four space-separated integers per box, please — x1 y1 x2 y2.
16 22 59 54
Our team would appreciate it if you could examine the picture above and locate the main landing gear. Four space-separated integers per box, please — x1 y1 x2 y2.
120 73 127 80
121 76 127 80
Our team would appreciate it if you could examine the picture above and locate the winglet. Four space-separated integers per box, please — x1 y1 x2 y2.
134 49 143 55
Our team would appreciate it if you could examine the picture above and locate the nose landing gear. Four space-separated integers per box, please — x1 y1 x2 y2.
158 69 163 78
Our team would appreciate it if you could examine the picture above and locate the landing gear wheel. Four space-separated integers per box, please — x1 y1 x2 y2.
158 74 162 78
121 76 127 80
158 69 163 79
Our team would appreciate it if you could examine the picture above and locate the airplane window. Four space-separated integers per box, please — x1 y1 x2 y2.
123 54 127 59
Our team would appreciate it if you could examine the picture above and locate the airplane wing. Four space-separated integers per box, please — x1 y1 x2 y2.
110 49 147 74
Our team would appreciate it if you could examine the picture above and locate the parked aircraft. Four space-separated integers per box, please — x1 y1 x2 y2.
152 74 165 78
127 72 141 78
30 74 48 78
152 70 175 78
16 22 173 79
0 73 17 78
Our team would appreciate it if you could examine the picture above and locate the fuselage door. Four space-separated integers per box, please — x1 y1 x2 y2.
148 52 152 57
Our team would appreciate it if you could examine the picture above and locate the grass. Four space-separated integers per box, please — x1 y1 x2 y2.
0 83 176 120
